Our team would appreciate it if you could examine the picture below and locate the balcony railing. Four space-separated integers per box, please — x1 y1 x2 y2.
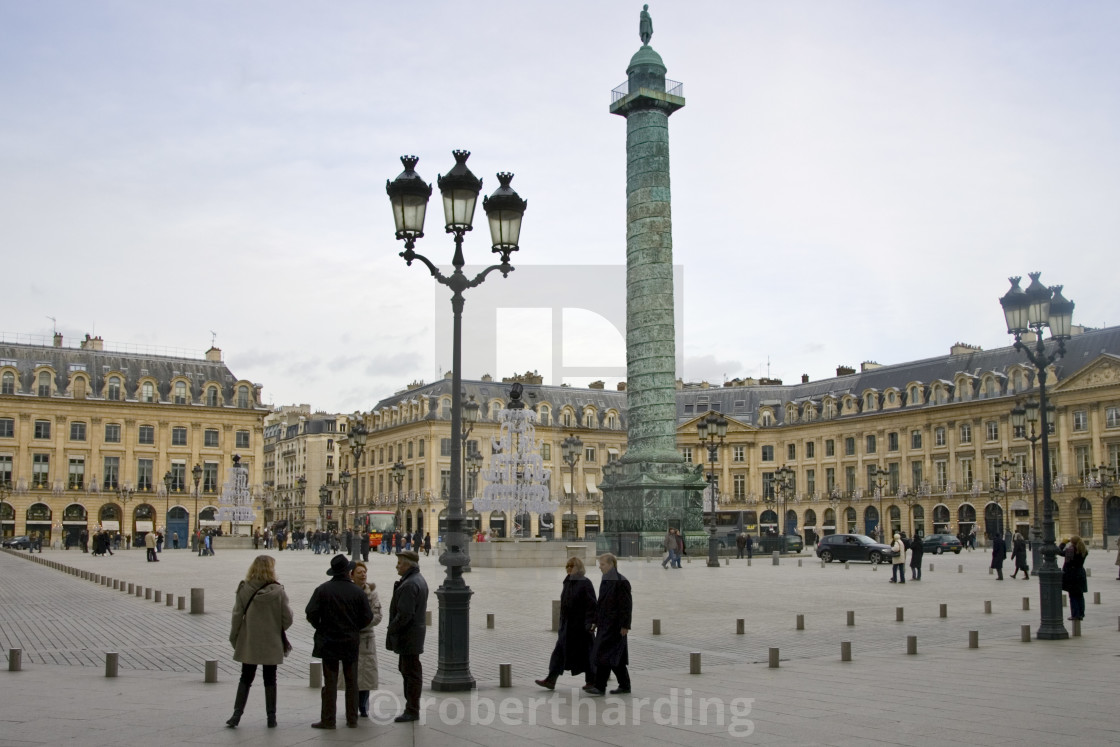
611 78 684 104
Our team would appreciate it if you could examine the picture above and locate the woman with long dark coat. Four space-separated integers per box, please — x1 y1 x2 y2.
990 533 1007 580
1010 532 1030 579
535 556 597 690
1061 536 1088 621
226 555 293 728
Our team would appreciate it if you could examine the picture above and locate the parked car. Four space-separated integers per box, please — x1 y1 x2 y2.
816 533 894 564
921 533 963 554
1 535 32 550
756 533 805 554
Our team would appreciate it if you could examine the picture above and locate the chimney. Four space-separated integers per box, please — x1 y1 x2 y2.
617 382 627 391
836 365 856 377
205 346 222 362
81 334 104 351
588 380 605 390
861 361 883 372
801 374 809 384
53 332 63 347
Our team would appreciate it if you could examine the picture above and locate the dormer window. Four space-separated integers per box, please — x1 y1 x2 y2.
174 381 188 405
206 386 219 407
38 371 51 397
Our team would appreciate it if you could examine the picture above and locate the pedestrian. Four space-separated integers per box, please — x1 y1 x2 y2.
361 530 371 562
586 553 632 696
1115 538 1120 581
79 528 89 553
1010 532 1030 579
991 532 1007 580
1061 536 1088 621
348 561 382 718
385 550 428 722
226 555 293 729
306 554 374 729
968 524 978 550
423 532 431 556
145 530 157 562
889 533 906 583
156 530 164 553
736 532 747 559
745 532 753 559
172 531 179 550
909 532 924 580
661 528 676 569
535 556 597 692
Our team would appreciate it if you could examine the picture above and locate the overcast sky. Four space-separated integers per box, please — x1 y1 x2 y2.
2 1 1117 414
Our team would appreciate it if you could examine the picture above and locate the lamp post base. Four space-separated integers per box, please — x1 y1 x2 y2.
707 529 720 568
1036 558 1069 640
430 565 476 692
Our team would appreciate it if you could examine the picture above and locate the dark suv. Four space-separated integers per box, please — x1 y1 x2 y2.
921 533 963 554
816 533 894 564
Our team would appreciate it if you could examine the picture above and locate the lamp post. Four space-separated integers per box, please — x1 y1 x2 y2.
994 457 1016 546
345 420 368 560
460 395 480 539
900 489 919 538
391 461 406 531
1012 400 1043 574
561 435 583 540
0 479 10 539
318 484 330 530
117 486 134 548
872 467 890 542
1000 272 1075 640
1088 463 1116 550
697 412 727 568
464 451 483 538
387 150 527 691
774 465 796 552
162 471 173 541
191 464 202 554
337 471 349 534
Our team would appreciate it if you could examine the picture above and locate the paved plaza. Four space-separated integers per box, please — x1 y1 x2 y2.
1 544 1118 746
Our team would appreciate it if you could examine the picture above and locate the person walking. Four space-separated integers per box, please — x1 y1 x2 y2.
145 530 157 562
968 524 978 550
385 550 428 722
991 532 1007 580
586 553 632 696
535 556 597 692
889 533 906 583
745 533 753 559
736 532 747 559
349 561 382 718
1010 532 1030 579
661 528 677 569
423 532 431 557
1061 536 1088 621
226 555 293 729
908 532 924 580
1115 539 1120 581
306 554 374 729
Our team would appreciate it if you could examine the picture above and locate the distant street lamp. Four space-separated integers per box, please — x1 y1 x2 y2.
697 412 727 568
117 486 134 547
296 475 307 530
464 451 483 537
392 461 406 530
1088 464 1117 550
318 484 330 530
994 457 1016 546
562 435 583 540
387 149 527 691
1000 272 1075 640
162 471 173 539
774 465 796 552
0 479 11 540
192 464 202 554
872 467 890 542
346 419 369 560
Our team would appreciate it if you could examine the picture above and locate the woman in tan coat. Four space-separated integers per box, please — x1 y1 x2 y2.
350 561 383 718
227 555 293 728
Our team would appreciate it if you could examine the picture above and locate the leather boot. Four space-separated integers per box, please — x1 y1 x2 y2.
265 686 278 728
226 682 251 727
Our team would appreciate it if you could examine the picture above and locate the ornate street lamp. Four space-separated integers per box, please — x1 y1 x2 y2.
460 395 480 538
464 451 483 538
872 467 890 542
774 465 796 552
1088 463 1117 550
191 464 202 553
1000 272 1074 640
296 475 307 530
387 150 527 692
561 435 583 540
994 457 1016 545
162 471 173 540
318 484 330 529
391 461 406 530
346 418 369 559
337 471 349 533
1012 399 1050 575
697 412 727 568
0 479 11 540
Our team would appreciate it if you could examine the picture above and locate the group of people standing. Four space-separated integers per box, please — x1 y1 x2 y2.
535 553 633 697
225 548 427 730
888 532 925 582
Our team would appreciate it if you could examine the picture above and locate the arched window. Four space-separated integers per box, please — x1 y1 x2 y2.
206 386 219 407
108 376 121 401
174 381 188 404
237 385 250 408
1 371 14 395
142 382 155 403
539 406 550 426
584 410 596 428
909 385 920 404
38 371 52 397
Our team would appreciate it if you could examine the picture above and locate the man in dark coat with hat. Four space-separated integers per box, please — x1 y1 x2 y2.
386 550 428 722
586 553 632 696
306 554 374 729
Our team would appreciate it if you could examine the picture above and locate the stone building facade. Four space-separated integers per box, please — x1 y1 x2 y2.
261 405 343 531
0 334 267 545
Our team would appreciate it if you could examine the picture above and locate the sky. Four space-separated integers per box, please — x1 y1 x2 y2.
2 1 1118 414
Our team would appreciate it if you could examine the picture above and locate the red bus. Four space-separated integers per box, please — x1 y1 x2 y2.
356 510 397 549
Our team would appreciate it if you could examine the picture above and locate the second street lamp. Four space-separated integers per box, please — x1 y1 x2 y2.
774 465 796 552
562 435 583 540
191 463 202 554
1088 464 1117 550
697 412 727 568
387 149 527 691
872 467 890 543
162 471 173 541
392 461 406 532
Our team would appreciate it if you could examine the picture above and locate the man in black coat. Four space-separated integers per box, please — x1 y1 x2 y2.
306 554 374 729
586 553 632 696
386 550 428 722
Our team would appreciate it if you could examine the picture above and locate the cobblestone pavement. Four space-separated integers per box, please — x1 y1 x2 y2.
2 545 1118 746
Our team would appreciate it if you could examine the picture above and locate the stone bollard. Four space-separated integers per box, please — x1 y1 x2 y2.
984 601 992 614
144 588 151 600
166 594 174 607
969 630 979 648
499 663 512 688
687 557 691 564
725 558 729 566
127 583 134 594
845 561 850 570
929 563 934 572
1062 595 1067 608
796 614 804 631
190 588 204 614
8 648 22 672
552 600 561 632
847 610 855 626
487 614 495 629
906 635 917 655
177 596 186 611
959 565 963 574
689 652 701 674
112 579 119 590
772 551 779 566
425 610 432 626
105 652 119 678
652 619 661 635
820 559 825 568
1086 568 1092 577
797 559 802 567
1093 591 1101 605
309 661 322 688
896 607 904 622
204 660 218 683
841 641 851 661
1021 625 1031 642
747 559 752 567
1023 597 1030 610
154 590 161 603
768 648 779 668
136 586 143 598
1072 620 1081 637
736 618 745 635
939 604 947 619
